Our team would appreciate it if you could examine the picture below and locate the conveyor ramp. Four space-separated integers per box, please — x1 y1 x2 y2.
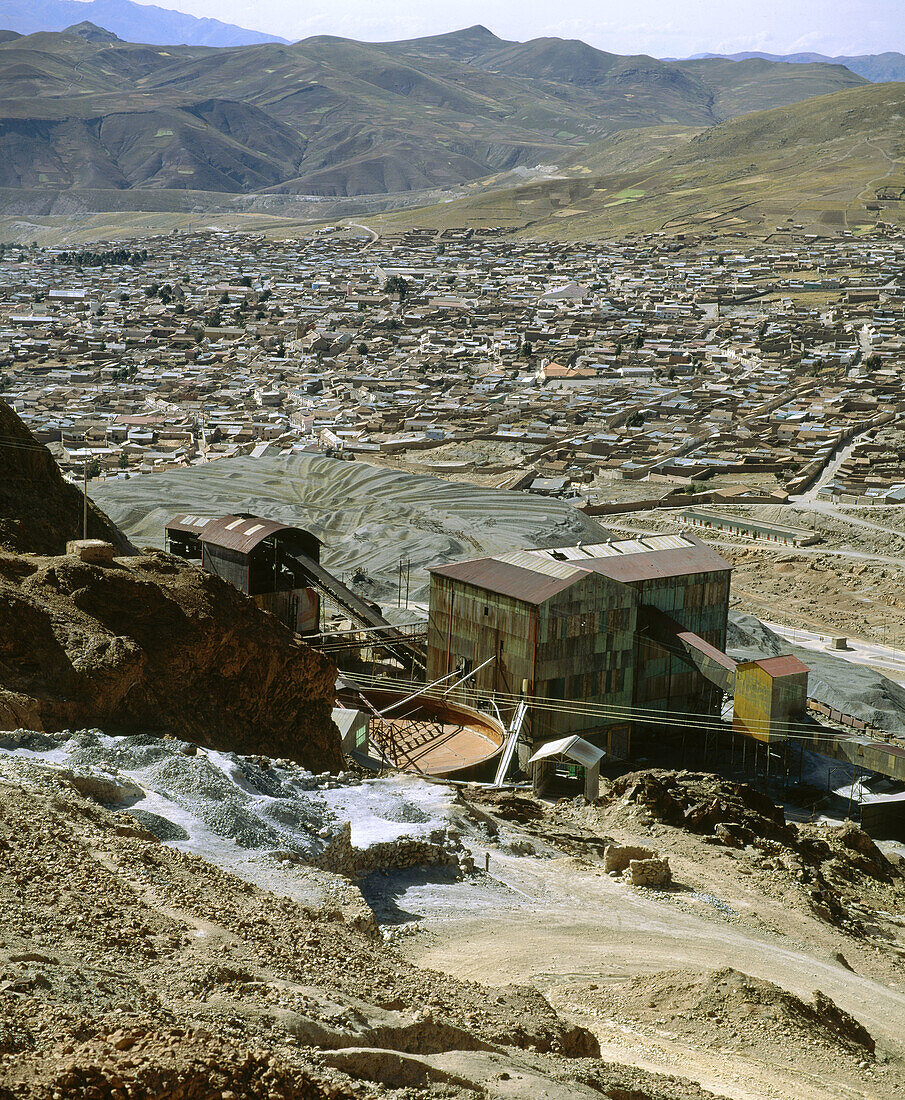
640 605 737 695
291 550 426 671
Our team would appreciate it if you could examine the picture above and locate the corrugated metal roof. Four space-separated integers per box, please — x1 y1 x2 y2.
532 534 699 562
165 514 217 534
528 735 605 767
751 654 811 678
639 534 692 551
431 534 731 599
496 549 587 580
584 541 732 583
166 513 320 556
577 542 621 557
429 556 588 605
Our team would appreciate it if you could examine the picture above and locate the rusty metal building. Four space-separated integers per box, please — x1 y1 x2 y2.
427 534 732 760
428 549 637 758
166 513 322 633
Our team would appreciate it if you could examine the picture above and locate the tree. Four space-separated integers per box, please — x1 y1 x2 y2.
521 341 533 358
238 275 252 287
383 274 409 300
86 458 102 479
358 342 368 355
626 411 645 428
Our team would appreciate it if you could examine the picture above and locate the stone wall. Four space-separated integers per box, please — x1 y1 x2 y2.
309 823 469 879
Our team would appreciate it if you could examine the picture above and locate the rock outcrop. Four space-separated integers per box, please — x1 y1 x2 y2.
0 548 341 771
0 398 132 555
0 398 341 771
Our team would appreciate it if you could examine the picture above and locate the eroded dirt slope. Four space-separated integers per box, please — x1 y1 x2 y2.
0 778 729 1100
0 549 341 770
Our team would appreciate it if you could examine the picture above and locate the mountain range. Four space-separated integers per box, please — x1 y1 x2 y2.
0 0 284 47
687 51 905 84
0 24 868 198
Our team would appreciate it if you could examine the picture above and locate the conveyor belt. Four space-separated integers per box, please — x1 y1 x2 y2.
640 604 738 695
291 550 426 671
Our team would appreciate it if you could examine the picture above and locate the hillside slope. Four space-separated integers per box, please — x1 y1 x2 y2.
0 394 131 554
0 25 867 198
0 397 340 768
370 81 905 239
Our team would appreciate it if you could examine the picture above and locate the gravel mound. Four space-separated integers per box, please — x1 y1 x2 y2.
118 808 190 841
92 451 611 604
585 966 875 1058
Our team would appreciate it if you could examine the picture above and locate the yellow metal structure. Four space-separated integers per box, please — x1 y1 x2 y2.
733 656 809 743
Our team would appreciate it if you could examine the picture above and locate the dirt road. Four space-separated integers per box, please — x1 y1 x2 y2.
397 843 905 1100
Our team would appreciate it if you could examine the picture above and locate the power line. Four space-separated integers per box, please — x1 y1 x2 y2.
340 670 891 745
0 436 56 452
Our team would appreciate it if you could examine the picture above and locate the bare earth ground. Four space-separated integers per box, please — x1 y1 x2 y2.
2 756 905 1098
608 504 905 646
395 781 905 1100
0 775 727 1100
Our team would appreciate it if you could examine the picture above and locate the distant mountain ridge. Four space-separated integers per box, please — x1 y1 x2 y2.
687 51 905 83
0 0 286 46
370 80 905 240
0 23 870 199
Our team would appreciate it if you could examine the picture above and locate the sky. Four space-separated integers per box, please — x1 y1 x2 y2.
148 0 905 56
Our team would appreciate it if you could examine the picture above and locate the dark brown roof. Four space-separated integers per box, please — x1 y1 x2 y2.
166 513 320 556
583 541 732 584
429 557 588 605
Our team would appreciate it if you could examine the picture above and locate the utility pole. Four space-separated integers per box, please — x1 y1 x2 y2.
82 461 88 540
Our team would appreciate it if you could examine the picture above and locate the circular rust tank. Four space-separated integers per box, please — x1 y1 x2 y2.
339 686 506 778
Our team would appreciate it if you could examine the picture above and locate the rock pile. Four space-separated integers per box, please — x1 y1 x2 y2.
583 966 875 1060
602 769 905 932
609 769 794 844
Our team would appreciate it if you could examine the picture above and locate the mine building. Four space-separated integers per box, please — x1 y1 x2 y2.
165 513 322 633
733 655 810 743
427 533 733 763
164 513 426 669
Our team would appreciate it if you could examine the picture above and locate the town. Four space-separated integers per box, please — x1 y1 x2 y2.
0 225 903 512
